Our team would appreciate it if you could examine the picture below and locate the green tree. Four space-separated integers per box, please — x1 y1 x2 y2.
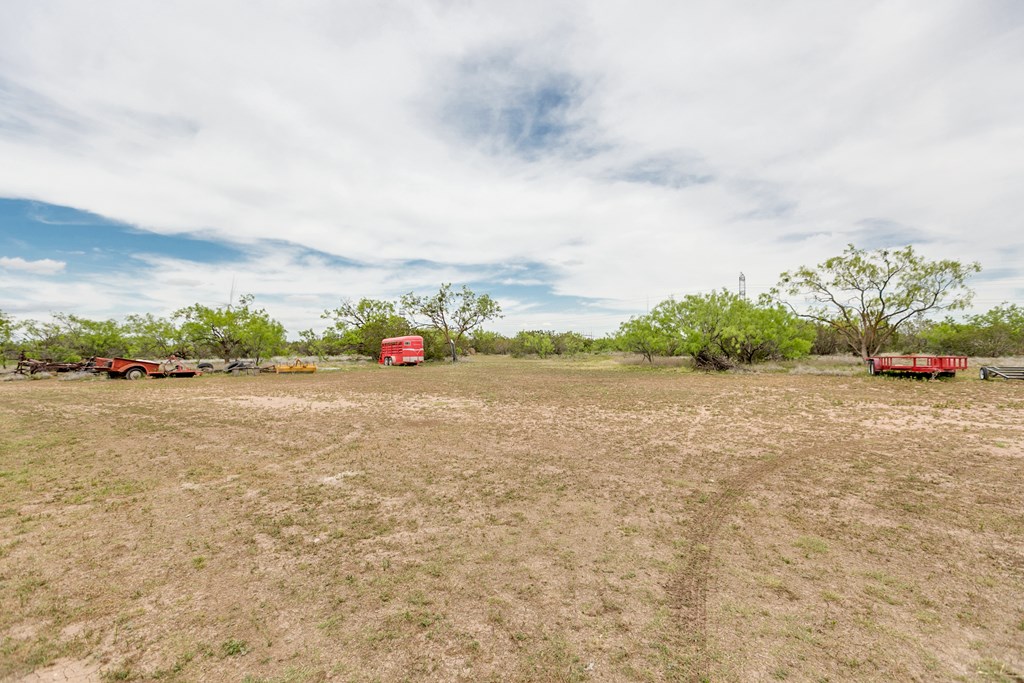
16 319 68 360
552 331 590 355
296 328 349 358
720 298 814 364
469 329 512 355
321 298 411 358
653 290 812 369
16 314 130 361
964 304 1024 356
59 314 130 359
175 295 287 363
653 291 738 369
123 313 188 358
616 315 669 363
238 313 287 365
0 310 14 368
512 331 556 358
915 304 1024 357
401 284 502 359
778 244 980 359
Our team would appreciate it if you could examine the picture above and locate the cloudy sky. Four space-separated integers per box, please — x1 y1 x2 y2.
1 1 1022 337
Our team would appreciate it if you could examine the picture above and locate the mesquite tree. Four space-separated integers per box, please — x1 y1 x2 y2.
401 284 501 357
777 244 980 359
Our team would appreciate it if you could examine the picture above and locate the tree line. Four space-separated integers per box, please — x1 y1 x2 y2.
2 245 1020 367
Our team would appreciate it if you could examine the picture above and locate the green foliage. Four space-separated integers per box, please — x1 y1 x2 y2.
723 297 815 363
420 328 454 361
511 331 556 358
778 244 980 359
16 313 131 361
220 638 249 657
295 327 349 358
616 316 669 363
321 298 411 358
64 314 131 358
910 304 1024 356
810 321 845 355
239 314 287 365
590 335 620 353
469 329 512 355
123 313 189 358
474 330 590 357
0 309 16 367
649 290 812 369
551 331 591 355
401 284 502 357
507 330 592 358
175 295 287 363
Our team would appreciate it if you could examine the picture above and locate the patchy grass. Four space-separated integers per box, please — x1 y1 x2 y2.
1 355 1022 681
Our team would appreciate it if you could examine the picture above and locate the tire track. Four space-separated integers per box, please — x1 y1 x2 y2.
667 453 795 682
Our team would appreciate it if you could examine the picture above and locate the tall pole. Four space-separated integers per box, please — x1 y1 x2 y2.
739 272 747 300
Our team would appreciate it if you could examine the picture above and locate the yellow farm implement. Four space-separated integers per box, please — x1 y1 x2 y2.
273 359 317 373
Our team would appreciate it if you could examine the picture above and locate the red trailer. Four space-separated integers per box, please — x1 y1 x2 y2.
379 335 424 366
91 357 202 380
866 355 967 378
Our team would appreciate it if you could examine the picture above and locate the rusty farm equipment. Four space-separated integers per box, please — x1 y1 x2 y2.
270 358 317 373
15 356 94 375
90 356 202 380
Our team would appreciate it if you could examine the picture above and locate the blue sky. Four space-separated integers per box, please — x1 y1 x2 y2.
1 1 1023 336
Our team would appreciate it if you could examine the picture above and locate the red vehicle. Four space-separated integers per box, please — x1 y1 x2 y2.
866 355 967 378
91 356 202 380
379 335 424 366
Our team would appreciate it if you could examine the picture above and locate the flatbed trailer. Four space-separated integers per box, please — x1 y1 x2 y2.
979 366 1024 381
91 357 201 380
866 355 967 378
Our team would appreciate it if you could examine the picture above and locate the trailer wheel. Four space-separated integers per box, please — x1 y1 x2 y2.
125 367 145 380
867 359 875 376
980 367 989 381
384 357 393 366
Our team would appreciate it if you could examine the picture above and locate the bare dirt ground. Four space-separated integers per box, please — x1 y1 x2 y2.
1 355 1022 682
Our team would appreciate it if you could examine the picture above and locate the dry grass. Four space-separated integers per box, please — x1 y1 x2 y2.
1 355 1022 682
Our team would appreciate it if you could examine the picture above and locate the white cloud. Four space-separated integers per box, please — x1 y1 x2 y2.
0 1 1022 333
0 256 66 274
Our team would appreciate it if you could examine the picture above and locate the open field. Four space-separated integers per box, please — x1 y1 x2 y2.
1 355 1023 682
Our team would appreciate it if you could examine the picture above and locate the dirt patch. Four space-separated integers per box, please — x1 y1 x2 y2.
1 357 1022 681
667 453 798 681
12 659 100 682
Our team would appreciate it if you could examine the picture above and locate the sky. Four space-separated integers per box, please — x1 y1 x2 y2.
1 0 1023 338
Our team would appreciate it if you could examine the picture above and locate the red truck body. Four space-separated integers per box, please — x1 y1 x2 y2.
379 336 424 366
867 355 967 378
92 357 201 379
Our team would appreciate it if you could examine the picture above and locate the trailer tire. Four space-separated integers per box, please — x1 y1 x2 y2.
384 357 393 366
198 362 214 371
125 367 145 380
867 359 875 376
980 367 989 381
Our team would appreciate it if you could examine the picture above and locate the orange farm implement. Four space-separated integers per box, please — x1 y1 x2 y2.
90 357 202 380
